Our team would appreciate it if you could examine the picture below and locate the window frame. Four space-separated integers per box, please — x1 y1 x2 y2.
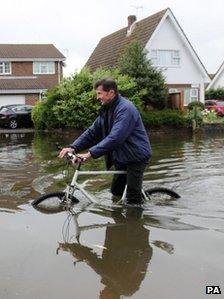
0 62 11 75
184 88 199 106
150 49 181 67
190 88 198 101
33 61 55 75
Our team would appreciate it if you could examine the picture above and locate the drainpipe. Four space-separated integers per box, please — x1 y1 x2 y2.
58 61 61 83
39 91 43 101
199 82 204 103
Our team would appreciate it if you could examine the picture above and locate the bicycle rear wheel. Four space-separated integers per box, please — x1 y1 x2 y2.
32 191 66 206
144 187 180 201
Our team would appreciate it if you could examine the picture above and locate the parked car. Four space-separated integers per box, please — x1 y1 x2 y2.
204 100 224 116
0 104 33 129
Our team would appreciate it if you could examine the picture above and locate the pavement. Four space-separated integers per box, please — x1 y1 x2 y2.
0 128 35 134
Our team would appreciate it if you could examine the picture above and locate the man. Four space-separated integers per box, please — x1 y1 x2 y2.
59 78 152 204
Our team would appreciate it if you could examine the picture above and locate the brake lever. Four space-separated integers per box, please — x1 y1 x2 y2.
66 152 76 160
56 143 84 163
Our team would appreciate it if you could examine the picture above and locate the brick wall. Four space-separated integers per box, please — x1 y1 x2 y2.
12 62 33 76
11 61 63 89
25 94 39 105
167 84 200 101
167 84 192 89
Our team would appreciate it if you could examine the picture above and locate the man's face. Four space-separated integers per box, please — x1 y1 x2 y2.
96 85 116 105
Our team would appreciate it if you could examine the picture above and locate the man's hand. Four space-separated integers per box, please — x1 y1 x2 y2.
58 148 91 163
75 151 92 163
58 147 74 159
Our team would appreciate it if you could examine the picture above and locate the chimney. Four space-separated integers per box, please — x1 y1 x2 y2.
127 15 137 29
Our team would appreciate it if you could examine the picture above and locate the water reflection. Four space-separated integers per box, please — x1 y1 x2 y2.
0 133 38 212
59 207 152 298
0 131 82 211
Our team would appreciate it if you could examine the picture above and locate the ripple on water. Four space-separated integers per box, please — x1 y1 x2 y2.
1 134 224 233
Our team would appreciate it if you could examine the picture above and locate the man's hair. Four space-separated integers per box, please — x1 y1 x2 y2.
94 78 118 93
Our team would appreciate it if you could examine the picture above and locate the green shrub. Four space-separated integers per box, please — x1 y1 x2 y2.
31 94 59 130
32 67 144 129
185 107 203 127
202 109 218 123
205 88 224 100
118 41 168 109
142 109 186 128
187 101 204 110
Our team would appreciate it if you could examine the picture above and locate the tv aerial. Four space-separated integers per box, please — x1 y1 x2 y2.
131 5 144 18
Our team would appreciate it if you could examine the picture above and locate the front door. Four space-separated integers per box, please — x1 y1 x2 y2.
168 92 184 111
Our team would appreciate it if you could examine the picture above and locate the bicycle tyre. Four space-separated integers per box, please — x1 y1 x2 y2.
144 187 180 200
32 191 66 206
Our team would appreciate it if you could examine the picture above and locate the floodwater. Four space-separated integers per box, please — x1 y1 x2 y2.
0 131 224 299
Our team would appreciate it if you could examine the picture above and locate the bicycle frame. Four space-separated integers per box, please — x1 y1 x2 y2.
32 148 180 208
65 166 149 204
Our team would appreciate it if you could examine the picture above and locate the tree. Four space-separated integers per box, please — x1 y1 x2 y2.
32 68 143 129
118 40 168 109
205 87 224 100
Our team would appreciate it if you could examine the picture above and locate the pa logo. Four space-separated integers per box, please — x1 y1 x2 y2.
206 286 221 294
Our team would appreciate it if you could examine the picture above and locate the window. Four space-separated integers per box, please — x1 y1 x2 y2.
12 106 26 112
0 62 11 74
184 88 199 105
0 107 9 113
150 50 180 66
190 88 198 101
33 62 55 74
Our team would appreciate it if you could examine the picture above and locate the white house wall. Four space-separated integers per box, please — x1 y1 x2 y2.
145 16 204 86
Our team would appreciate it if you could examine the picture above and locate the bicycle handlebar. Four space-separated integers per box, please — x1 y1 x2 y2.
56 143 84 163
66 151 77 161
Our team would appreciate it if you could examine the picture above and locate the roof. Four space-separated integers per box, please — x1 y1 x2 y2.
85 8 210 83
0 77 57 91
209 73 215 80
85 9 167 71
0 44 65 60
167 10 210 82
207 61 224 90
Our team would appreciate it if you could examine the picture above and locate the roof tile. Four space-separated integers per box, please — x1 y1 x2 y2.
0 44 65 59
85 9 167 71
0 77 56 90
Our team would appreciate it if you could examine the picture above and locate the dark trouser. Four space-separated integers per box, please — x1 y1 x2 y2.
111 163 147 203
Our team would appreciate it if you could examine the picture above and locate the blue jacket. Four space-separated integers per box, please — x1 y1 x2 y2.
71 95 152 169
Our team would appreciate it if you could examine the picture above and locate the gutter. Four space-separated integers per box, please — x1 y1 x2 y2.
0 89 47 94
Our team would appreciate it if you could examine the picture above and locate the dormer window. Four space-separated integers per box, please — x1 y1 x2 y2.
150 50 180 67
0 62 11 75
33 62 55 74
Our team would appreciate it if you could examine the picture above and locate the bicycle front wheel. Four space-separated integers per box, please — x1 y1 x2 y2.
32 191 66 206
144 187 180 201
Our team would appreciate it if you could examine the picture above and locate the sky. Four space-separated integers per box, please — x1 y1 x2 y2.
1 0 224 76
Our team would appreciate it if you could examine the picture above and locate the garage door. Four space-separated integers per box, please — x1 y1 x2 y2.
0 95 25 108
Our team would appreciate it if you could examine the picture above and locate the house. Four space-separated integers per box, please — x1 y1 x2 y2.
206 61 224 90
0 44 65 107
85 8 210 109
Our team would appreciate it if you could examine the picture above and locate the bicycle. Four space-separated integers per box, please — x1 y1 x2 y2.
32 147 180 208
